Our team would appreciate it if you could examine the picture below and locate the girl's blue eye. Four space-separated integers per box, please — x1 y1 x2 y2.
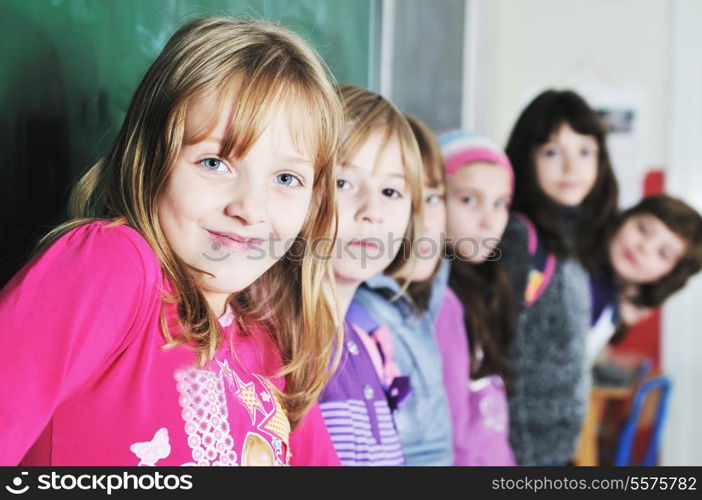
383 188 402 199
276 173 301 187
337 178 351 190
544 148 559 157
462 196 477 206
426 194 443 205
581 148 595 156
495 199 509 210
201 157 227 172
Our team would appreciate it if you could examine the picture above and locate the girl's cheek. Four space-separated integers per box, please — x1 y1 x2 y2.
427 205 447 231
270 193 311 237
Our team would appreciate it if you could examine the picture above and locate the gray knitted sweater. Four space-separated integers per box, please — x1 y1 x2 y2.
500 209 591 465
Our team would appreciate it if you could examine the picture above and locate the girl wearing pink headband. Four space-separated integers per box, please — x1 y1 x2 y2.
434 130 516 465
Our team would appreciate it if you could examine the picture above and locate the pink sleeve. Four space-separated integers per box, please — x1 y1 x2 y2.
434 288 472 466
0 221 160 465
288 402 341 466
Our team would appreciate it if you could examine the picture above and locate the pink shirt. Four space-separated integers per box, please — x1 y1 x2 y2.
434 287 515 466
0 221 339 466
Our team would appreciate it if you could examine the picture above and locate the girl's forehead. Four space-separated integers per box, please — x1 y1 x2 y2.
628 213 663 228
627 213 688 250
449 162 511 187
183 93 231 141
548 122 597 143
344 129 404 175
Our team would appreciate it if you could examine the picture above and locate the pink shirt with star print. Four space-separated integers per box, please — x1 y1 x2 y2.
0 220 339 466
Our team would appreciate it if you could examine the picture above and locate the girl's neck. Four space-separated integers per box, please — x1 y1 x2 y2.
202 291 230 318
543 195 583 219
542 195 583 249
334 278 362 321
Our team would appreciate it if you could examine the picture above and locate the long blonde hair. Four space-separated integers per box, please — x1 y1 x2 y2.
336 84 424 281
404 113 446 311
37 17 343 428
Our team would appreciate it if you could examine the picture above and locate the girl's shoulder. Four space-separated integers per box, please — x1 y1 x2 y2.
503 212 533 248
35 219 163 285
498 213 533 304
56 219 159 266
3 219 165 322
353 282 407 325
435 285 468 351
440 286 464 317
500 212 559 309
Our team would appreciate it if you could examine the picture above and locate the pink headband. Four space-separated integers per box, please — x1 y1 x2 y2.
438 130 515 191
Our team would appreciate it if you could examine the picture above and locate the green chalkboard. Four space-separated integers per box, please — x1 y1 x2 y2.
0 0 373 285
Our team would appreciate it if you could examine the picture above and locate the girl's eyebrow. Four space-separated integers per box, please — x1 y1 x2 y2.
280 155 313 169
347 161 405 177
187 138 312 167
450 185 480 193
183 136 222 147
386 172 406 181
451 187 484 198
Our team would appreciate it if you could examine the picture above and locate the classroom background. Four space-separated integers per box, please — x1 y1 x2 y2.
1 0 700 466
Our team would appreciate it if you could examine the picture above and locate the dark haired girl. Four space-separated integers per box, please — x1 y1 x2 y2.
590 194 702 358
499 89 619 465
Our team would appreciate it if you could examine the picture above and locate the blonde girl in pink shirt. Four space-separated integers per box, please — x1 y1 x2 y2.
0 17 343 466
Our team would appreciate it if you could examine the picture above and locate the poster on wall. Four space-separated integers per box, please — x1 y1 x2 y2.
581 85 651 209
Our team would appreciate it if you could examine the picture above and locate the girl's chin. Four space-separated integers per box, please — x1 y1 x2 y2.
454 255 484 264
612 268 644 285
334 265 386 286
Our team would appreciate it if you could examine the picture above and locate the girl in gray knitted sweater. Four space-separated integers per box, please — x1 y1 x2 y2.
500 90 619 465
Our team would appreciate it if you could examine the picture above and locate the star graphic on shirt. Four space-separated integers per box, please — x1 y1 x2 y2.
254 376 291 447
216 359 235 385
232 372 266 424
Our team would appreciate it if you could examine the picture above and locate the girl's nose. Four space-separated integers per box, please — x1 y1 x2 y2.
225 177 267 225
357 189 384 224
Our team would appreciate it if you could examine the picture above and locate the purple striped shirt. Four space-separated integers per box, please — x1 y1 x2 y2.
319 304 405 466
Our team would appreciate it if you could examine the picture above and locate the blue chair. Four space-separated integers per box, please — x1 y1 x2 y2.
614 376 672 466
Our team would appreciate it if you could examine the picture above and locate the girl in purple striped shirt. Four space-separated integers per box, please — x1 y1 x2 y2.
319 85 424 466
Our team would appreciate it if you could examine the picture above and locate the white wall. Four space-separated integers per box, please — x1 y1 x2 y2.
475 0 702 464
476 0 672 208
661 0 702 467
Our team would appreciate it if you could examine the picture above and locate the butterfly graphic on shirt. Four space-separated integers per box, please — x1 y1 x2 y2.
129 427 171 466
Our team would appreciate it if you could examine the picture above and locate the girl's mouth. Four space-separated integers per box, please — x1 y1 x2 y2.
419 242 433 257
623 247 640 267
207 230 264 252
348 239 380 251
558 181 580 190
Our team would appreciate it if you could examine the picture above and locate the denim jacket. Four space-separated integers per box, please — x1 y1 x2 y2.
352 260 454 466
